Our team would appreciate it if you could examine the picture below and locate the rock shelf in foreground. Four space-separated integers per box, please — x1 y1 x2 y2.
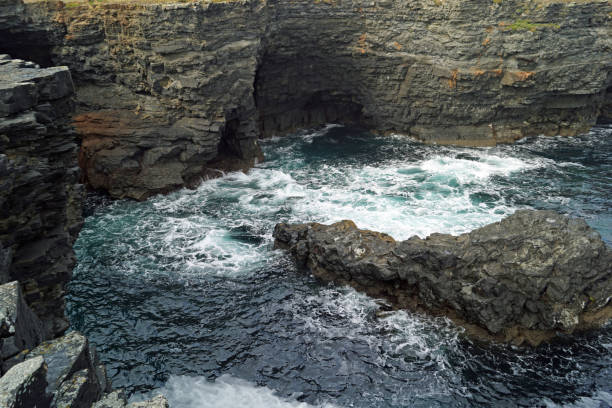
274 210 612 346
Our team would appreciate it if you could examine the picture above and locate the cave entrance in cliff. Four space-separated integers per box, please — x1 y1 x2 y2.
257 90 366 138
254 53 366 138
0 30 55 67
218 117 243 159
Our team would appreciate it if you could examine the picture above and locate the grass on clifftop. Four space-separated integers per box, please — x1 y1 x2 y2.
506 18 561 31
30 0 241 7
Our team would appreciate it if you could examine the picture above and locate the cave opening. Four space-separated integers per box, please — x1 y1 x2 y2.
0 30 55 67
218 117 243 159
254 51 367 138
597 84 612 124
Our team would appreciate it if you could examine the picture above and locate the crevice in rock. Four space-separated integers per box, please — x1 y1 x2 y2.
218 117 243 159
597 83 612 125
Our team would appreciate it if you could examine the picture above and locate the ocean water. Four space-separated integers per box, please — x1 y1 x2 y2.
68 125 612 407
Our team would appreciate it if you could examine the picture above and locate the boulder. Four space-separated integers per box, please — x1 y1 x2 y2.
0 281 45 373
52 368 99 408
92 391 170 408
93 390 128 408
0 355 48 408
27 331 100 400
274 210 612 346
128 395 169 408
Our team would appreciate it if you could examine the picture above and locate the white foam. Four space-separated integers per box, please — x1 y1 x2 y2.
290 286 460 371
159 375 338 408
78 126 547 280
419 153 534 183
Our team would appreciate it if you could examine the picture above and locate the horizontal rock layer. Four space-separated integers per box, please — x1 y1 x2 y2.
1 0 610 199
0 55 83 337
274 210 612 346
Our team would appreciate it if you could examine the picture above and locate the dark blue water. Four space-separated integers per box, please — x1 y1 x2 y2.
68 125 612 407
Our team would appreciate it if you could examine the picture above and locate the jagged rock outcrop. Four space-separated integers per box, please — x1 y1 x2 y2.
2 0 267 200
1 0 610 199
0 55 83 337
274 210 612 346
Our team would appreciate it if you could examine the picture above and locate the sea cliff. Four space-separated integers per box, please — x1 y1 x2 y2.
1 0 610 198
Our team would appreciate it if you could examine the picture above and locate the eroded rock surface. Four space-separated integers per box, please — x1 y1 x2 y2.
274 210 612 346
1 0 610 199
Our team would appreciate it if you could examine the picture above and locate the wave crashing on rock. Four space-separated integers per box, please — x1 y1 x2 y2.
273 210 612 346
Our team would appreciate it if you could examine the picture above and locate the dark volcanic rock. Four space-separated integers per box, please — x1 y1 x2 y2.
274 210 612 346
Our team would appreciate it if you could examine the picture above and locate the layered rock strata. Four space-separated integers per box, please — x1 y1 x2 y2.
0 55 82 337
0 56 169 407
1 0 610 199
274 210 612 346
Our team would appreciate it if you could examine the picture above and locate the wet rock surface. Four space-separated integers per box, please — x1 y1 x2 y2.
274 210 612 346
1 0 611 199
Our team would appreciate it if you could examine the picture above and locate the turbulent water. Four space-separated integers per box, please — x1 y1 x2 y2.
68 125 612 408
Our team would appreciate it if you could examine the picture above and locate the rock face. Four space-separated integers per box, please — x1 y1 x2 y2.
0 55 83 337
274 210 612 346
1 0 610 199
0 58 167 407
0 356 48 408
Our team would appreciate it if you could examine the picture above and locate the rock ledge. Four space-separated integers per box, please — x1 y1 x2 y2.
274 210 612 346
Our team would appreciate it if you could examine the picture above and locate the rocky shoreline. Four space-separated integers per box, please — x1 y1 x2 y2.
0 0 611 404
274 210 612 346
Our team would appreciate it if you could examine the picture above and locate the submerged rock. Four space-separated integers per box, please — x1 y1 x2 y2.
274 210 612 346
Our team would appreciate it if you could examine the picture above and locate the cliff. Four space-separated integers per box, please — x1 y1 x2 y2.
0 55 82 337
1 0 610 199
0 55 167 408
